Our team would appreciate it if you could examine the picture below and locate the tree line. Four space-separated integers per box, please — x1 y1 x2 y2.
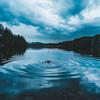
0 24 27 52
28 35 100 57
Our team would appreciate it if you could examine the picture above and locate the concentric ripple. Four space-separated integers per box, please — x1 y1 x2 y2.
0 60 82 79
0 49 100 94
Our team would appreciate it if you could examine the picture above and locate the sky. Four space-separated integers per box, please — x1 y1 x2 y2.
0 0 100 43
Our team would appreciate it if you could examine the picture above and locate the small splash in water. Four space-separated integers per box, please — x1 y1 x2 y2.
0 49 100 100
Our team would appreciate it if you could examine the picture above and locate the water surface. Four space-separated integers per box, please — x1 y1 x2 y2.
0 49 100 100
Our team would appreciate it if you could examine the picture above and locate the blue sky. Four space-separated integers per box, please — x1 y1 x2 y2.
0 0 100 43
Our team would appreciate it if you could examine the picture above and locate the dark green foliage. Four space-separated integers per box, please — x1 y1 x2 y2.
0 24 27 64
28 34 100 57
69 35 100 57
91 35 100 57
61 35 100 57
59 35 100 57
0 24 27 52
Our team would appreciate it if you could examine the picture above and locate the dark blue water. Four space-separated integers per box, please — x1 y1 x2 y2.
0 49 100 100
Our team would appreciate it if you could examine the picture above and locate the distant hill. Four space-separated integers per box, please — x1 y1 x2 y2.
28 35 100 57
1 23 99 57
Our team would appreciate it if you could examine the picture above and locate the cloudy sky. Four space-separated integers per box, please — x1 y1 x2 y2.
0 0 100 43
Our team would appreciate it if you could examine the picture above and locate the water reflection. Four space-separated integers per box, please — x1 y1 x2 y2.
0 47 26 65
0 49 100 100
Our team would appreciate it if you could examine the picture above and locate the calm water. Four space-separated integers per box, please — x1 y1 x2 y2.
0 48 100 100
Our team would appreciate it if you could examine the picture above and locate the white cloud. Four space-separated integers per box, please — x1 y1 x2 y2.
67 15 81 31
65 0 100 31
2 22 42 42
1 0 67 29
81 3 100 22
0 0 100 42
12 24 43 42
1 0 100 29
68 16 80 25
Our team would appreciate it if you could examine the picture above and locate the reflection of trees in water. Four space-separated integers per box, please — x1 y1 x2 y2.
0 47 26 65
28 34 100 57
0 24 27 65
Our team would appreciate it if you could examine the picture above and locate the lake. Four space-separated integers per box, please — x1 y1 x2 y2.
0 48 100 100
